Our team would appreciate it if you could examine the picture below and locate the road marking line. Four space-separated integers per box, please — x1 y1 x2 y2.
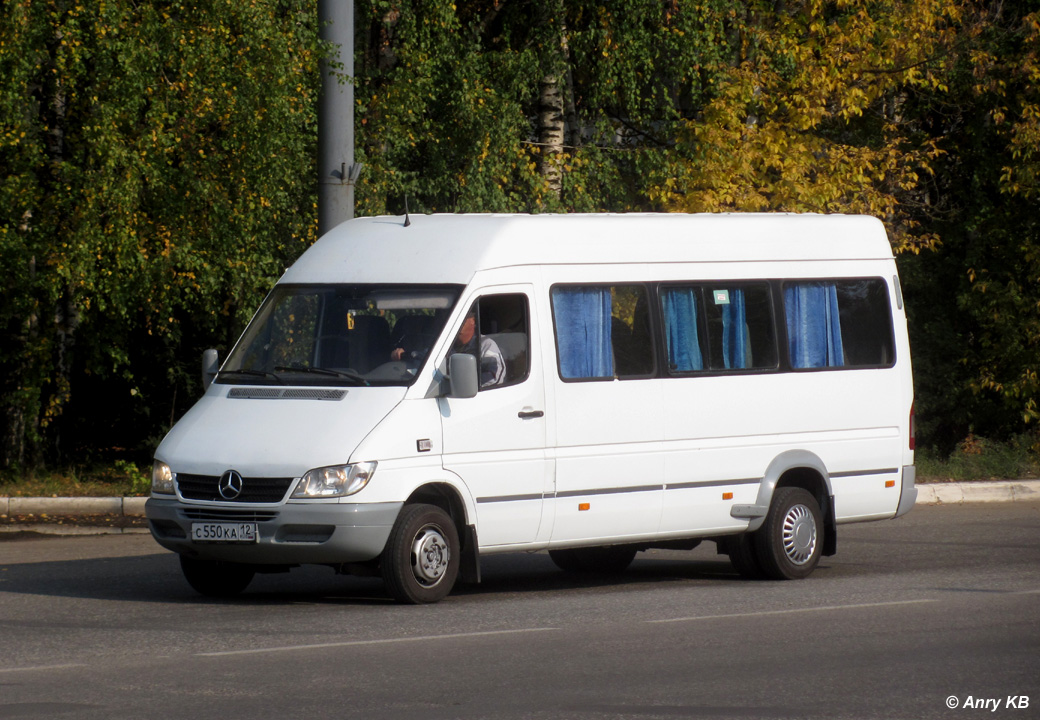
647 599 939 624
0 663 86 674
1011 588 1040 595
197 627 559 657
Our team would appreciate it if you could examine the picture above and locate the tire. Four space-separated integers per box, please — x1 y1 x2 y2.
382 503 460 604
180 556 255 598
548 545 638 574
753 487 823 580
725 532 766 579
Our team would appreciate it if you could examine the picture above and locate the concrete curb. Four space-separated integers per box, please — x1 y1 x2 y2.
914 479 1040 505
0 525 151 536
0 496 148 517
0 496 149 536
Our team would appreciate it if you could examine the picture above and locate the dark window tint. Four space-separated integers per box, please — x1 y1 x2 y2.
783 279 894 369
661 284 776 373
452 294 530 390
551 285 653 380
223 285 460 386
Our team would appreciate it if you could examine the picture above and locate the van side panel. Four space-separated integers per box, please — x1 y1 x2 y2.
542 254 911 546
550 380 665 543
658 369 904 529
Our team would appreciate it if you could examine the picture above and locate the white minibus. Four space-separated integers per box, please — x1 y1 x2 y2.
146 213 917 603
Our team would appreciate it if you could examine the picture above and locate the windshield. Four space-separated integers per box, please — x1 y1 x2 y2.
219 284 462 386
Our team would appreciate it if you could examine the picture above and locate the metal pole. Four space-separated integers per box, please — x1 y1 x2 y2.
318 0 358 236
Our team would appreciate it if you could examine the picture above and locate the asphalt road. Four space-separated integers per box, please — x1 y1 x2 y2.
0 502 1038 720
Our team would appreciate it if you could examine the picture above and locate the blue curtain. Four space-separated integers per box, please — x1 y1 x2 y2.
662 288 703 371
785 283 844 368
720 288 749 369
552 287 613 378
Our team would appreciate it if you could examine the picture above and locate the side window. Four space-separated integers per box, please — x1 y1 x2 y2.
453 294 530 390
783 278 895 369
660 283 777 373
551 284 654 380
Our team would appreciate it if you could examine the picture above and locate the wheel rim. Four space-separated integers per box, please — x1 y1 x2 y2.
782 503 817 565
410 524 450 587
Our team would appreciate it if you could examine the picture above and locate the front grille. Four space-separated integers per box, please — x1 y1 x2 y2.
181 508 279 523
176 474 295 503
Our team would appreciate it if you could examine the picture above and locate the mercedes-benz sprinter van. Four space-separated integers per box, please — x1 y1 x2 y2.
146 213 916 603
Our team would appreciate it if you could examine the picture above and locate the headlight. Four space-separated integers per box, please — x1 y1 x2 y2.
151 460 175 495
292 462 376 498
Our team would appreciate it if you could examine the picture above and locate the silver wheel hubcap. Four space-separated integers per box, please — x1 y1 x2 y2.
411 524 450 587
782 504 817 565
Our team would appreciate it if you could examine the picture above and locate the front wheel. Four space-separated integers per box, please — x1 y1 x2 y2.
382 503 460 604
753 487 823 580
179 556 255 597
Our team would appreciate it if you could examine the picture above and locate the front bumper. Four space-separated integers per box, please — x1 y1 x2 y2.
145 497 403 565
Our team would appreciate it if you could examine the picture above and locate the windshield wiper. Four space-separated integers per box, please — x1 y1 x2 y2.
274 365 369 386
216 369 285 384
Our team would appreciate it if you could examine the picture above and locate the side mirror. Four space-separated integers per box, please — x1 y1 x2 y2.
201 348 219 391
448 353 479 399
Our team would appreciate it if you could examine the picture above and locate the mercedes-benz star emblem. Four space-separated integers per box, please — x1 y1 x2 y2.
218 470 244 500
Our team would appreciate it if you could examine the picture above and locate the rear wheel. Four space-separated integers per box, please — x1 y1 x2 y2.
382 503 460 604
179 556 255 598
753 487 823 580
548 545 637 574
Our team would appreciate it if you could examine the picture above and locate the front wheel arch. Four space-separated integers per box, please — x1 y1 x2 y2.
405 481 480 583
381 503 461 603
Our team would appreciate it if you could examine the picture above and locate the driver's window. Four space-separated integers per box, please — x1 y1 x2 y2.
452 294 530 390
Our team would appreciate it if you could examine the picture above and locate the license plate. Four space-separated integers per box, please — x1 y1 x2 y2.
190 522 258 543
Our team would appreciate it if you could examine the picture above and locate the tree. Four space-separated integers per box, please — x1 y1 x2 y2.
352 0 745 214
0 0 324 467
2 0 1038 469
899 2 1040 447
650 0 963 253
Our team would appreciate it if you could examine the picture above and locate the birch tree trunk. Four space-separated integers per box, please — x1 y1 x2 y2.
537 7 570 201
537 71 565 198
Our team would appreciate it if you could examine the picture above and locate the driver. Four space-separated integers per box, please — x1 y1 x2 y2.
450 311 504 388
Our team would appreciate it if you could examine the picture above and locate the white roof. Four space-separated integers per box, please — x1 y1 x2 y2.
279 213 893 286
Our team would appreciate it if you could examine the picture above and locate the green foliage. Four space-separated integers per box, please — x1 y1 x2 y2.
0 0 1038 470
0 0 324 466
899 3 1040 448
352 0 745 214
651 0 960 253
916 434 1040 482
0 461 150 497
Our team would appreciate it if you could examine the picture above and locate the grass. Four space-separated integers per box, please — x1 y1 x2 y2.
1 436 1037 497
0 460 151 498
915 434 1040 483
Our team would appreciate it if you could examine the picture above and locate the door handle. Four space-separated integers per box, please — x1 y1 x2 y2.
518 409 544 419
